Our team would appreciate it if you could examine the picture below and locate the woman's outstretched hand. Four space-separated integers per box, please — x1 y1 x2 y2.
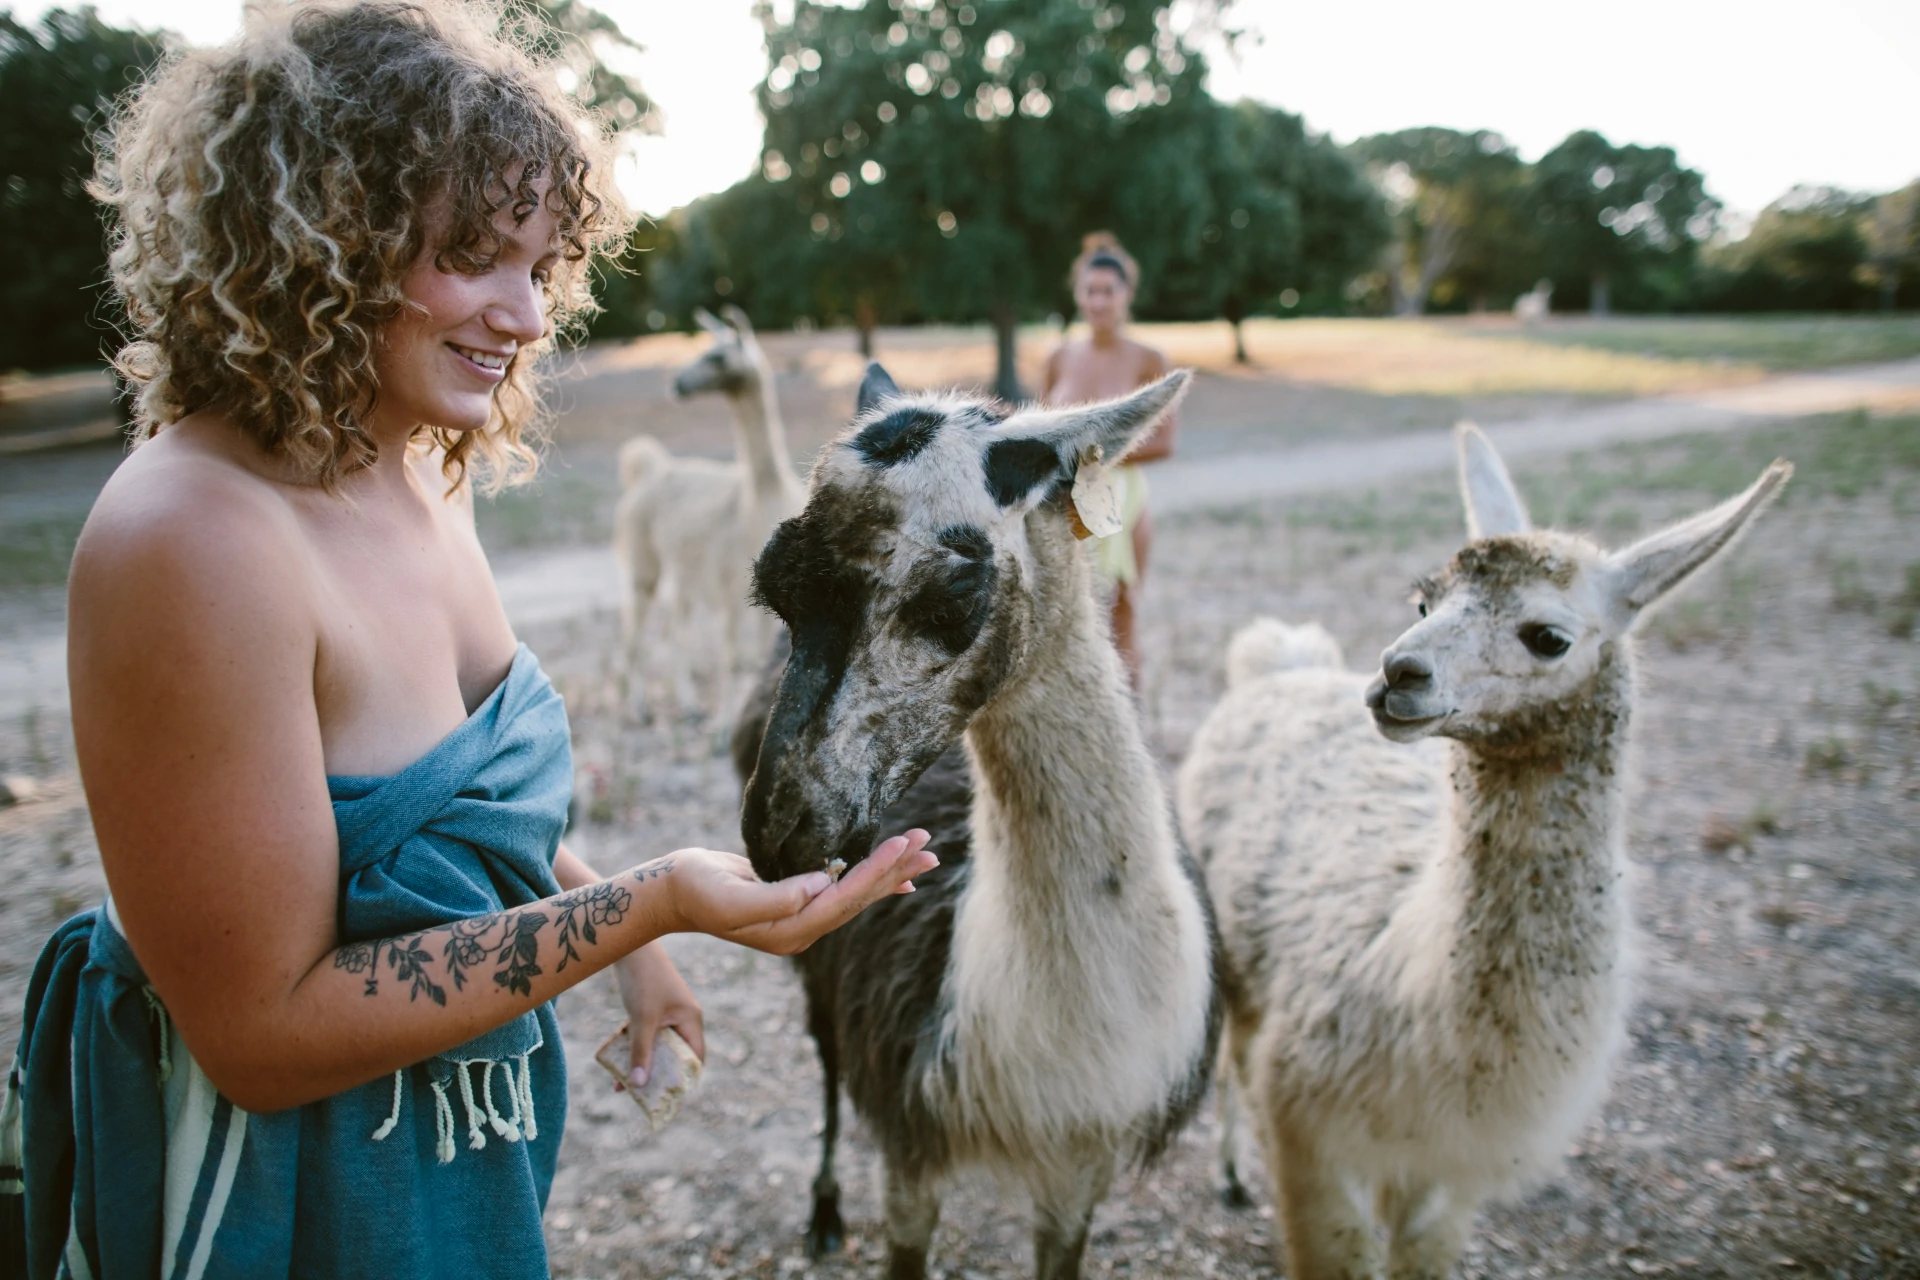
652 830 937 956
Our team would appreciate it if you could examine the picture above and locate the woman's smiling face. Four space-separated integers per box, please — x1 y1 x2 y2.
373 185 560 439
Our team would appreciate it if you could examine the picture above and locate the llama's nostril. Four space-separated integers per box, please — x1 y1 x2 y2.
1384 652 1433 690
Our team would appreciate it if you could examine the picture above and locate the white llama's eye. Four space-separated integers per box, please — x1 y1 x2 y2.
1519 623 1572 659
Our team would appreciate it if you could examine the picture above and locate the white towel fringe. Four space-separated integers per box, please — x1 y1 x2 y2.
455 1062 487 1151
516 1052 538 1142
370 1069 405 1141
481 1061 520 1141
430 1078 456 1164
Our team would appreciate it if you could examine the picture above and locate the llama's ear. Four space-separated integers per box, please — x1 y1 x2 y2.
856 362 902 416
693 306 729 336
982 370 1190 509
1456 422 1530 538
720 304 756 338
1600 460 1791 622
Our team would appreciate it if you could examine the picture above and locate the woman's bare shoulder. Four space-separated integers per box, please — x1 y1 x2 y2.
72 420 317 646
1128 338 1170 378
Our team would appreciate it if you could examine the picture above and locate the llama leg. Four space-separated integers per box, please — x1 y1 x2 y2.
880 1162 940 1280
1381 1180 1473 1280
804 1015 844 1257
1215 1065 1255 1209
1264 1119 1379 1280
1030 1149 1115 1280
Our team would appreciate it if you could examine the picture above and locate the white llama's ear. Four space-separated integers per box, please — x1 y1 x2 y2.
1456 421 1530 538
982 370 1190 509
720 304 756 338
1600 460 1792 620
856 362 902 416
693 307 729 336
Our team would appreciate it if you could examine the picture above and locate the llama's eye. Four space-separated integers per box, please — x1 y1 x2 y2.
1519 623 1572 658
1417 600 1428 618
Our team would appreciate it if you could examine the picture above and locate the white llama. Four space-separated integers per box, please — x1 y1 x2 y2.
1177 423 1789 1279
611 306 805 718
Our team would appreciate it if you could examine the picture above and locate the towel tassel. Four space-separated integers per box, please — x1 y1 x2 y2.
481 1061 520 1141
516 1052 538 1142
370 1069 405 1141
455 1061 486 1151
429 1078 456 1164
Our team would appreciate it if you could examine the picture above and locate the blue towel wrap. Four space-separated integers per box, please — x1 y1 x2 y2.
3 643 577 1278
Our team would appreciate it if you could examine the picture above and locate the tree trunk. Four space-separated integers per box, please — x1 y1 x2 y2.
1590 270 1611 317
855 296 877 359
1232 318 1248 365
991 302 1023 403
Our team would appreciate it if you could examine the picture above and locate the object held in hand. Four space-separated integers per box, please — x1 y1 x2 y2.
1069 445 1124 540
825 857 848 882
595 1023 704 1131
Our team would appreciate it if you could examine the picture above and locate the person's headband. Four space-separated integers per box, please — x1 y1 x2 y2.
1085 251 1131 286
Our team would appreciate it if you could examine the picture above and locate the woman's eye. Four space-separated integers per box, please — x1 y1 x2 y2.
1519 623 1572 658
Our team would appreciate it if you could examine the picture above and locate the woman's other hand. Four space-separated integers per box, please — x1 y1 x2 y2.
611 941 705 1090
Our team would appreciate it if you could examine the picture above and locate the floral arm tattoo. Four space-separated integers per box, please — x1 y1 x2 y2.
332 858 674 1004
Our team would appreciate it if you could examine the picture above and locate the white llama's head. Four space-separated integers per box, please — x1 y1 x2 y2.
1368 423 1790 746
739 362 1189 880
671 305 765 398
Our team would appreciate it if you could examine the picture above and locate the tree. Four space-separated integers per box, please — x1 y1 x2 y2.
0 7 166 372
1527 129 1716 315
1151 101 1385 360
1695 185 1880 312
754 0 1228 399
1350 127 1529 316
1863 179 1920 310
506 0 656 131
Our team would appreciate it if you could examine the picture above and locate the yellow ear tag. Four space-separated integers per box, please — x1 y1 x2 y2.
1070 446 1125 540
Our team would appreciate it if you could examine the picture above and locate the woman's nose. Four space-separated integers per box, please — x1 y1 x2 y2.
486 276 546 344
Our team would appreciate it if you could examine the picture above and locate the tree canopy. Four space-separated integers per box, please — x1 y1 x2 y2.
0 6 166 372
1526 130 1717 314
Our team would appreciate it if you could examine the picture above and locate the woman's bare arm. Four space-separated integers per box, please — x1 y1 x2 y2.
1123 346 1179 463
67 458 932 1113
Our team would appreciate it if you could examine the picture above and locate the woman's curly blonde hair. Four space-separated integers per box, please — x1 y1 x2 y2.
93 0 631 490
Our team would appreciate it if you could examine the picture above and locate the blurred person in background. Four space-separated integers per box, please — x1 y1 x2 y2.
1041 233 1179 688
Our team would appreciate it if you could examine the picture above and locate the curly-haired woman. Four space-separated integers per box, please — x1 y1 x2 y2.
0 4 933 1276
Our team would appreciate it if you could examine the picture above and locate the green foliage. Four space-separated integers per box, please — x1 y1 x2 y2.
504 0 656 132
1351 127 1531 315
1694 185 1916 313
749 0 1233 395
1152 102 1386 331
1527 129 1717 314
0 6 166 372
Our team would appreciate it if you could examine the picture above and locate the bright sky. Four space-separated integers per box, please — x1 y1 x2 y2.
14 0 1918 219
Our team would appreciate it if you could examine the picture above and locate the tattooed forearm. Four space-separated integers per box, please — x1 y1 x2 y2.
337 860 673 1002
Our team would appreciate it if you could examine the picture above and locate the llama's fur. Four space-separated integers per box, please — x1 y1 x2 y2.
733 364 1221 1280
611 306 805 718
1177 424 1789 1279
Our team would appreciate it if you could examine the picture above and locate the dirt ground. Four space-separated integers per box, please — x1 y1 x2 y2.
0 320 1917 1278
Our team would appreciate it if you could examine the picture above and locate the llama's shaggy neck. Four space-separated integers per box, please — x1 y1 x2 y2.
1427 643 1635 1052
939 520 1212 1150
726 355 797 507
965 532 1173 907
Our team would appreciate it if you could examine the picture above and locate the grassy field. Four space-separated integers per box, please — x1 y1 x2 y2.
1506 313 1920 370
